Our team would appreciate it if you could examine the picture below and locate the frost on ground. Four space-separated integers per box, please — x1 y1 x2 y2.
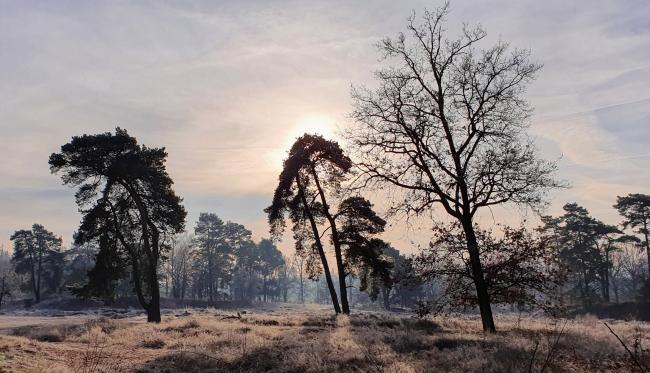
0 304 648 372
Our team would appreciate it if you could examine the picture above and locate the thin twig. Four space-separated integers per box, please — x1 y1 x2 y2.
527 339 539 373
539 319 568 373
604 322 646 373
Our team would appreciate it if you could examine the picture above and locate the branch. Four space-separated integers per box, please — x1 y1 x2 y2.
604 322 646 373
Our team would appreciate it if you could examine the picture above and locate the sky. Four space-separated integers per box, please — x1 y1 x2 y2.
1 0 649 255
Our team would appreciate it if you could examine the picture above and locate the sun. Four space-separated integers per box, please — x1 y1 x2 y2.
290 115 336 139
267 114 337 167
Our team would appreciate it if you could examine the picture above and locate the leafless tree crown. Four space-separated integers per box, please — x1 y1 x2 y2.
349 4 560 219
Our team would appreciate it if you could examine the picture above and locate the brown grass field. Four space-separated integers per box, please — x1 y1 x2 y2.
0 304 648 372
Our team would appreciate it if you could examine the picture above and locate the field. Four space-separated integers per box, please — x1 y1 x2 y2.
0 304 648 372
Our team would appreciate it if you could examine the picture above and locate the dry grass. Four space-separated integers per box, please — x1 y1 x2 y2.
0 305 648 372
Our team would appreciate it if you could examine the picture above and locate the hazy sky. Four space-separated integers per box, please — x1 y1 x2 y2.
1 0 649 255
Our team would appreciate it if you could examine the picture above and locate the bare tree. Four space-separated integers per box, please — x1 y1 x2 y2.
610 243 645 303
165 233 194 300
616 243 648 301
614 193 650 276
348 5 560 331
0 247 15 309
290 253 306 304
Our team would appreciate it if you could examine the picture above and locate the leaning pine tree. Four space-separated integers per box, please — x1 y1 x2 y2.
265 134 353 314
348 5 561 331
49 128 186 322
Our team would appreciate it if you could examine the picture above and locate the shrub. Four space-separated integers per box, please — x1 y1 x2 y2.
141 338 166 349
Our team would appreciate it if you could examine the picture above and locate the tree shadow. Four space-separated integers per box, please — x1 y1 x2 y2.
134 351 226 373
135 313 338 373
345 312 535 372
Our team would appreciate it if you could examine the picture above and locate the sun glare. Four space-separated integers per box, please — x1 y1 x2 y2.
268 115 337 167
291 115 336 140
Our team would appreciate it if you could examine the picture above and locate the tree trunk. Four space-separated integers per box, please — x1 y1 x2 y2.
313 237 341 313
461 220 496 332
582 268 591 308
382 288 390 311
0 276 6 309
333 243 349 313
296 177 341 313
263 275 267 302
299 271 304 304
35 250 42 303
208 251 214 304
643 220 650 278
309 164 349 314
603 250 610 303
147 264 162 323
29 254 38 304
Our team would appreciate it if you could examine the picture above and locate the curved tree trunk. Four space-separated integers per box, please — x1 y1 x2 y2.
309 164 349 314
296 177 341 314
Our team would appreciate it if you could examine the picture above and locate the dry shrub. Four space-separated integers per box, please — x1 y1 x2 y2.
162 318 200 333
11 324 84 342
136 351 223 373
402 318 440 334
141 338 166 349
301 315 336 328
83 317 120 334
383 332 428 353
68 324 134 373
182 319 200 329
252 319 280 326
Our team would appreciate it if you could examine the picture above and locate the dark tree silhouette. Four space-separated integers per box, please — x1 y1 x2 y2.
265 134 352 313
10 224 63 303
374 245 405 310
163 234 193 300
592 224 638 303
337 197 392 301
541 204 602 307
193 214 251 303
258 239 284 302
230 239 260 302
0 249 13 309
49 128 186 322
539 203 637 307
65 243 98 289
347 5 560 331
194 213 225 303
290 253 307 304
615 193 650 276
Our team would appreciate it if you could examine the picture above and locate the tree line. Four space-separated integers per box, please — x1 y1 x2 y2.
2 210 424 312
